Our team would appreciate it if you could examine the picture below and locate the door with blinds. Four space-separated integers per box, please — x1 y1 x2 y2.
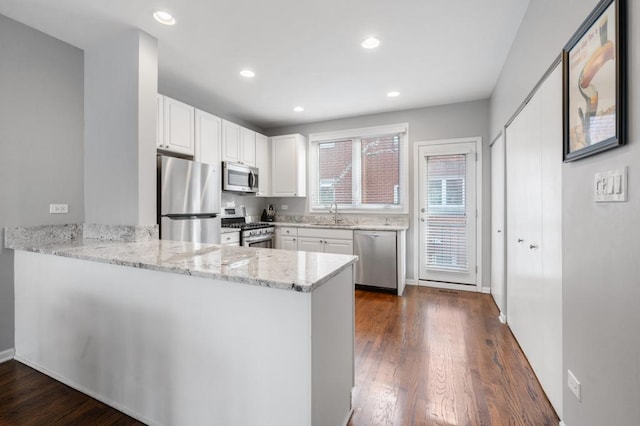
418 142 476 285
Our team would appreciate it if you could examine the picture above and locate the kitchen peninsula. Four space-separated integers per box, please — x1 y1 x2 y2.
5 224 357 426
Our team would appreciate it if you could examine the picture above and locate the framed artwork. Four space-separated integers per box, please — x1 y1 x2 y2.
563 0 626 162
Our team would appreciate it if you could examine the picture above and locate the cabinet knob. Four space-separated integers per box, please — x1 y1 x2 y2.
529 244 538 249
517 238 524 243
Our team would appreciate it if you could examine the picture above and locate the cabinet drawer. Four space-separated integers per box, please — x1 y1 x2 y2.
298 227 352 240
279 227 298 237
221 232 240 245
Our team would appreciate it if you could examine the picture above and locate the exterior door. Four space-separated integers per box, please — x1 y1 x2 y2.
418 142 476 285
491 133 506 317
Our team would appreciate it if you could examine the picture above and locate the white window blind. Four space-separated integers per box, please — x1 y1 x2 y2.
424 154 468 272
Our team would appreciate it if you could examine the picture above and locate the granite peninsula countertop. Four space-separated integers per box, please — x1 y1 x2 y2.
271 221 409 231
4 225 357 293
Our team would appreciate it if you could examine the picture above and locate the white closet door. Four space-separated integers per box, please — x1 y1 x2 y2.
490 134 506 317
506 65 563 417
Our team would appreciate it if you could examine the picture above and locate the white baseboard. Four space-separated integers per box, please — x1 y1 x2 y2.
481 286 491 294
0 348 15 363
405 279 418 286
498 312 507 324
418 280 480 293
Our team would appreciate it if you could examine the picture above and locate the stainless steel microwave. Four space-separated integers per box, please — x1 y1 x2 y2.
222 161 259 193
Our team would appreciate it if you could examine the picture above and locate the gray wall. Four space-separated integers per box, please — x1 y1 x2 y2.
0 15 84 352
84 30 157 226
491 0 640 424
266 99 491 284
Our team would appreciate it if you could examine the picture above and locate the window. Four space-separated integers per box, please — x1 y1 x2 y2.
309 124 408 212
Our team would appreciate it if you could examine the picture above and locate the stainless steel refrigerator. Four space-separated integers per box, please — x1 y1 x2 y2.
158 155 221 244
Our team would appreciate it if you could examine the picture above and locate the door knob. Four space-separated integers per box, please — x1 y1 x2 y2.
497 229 502 233
421 208 426 213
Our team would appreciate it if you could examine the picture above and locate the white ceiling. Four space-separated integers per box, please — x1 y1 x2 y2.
0 0 529 130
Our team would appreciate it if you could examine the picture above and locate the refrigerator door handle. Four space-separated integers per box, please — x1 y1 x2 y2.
164 213 219 219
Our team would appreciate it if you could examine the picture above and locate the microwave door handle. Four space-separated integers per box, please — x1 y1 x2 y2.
249 171 254 189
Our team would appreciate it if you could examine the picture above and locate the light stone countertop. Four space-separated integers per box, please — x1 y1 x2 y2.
5 225 357 293
271 222 408 231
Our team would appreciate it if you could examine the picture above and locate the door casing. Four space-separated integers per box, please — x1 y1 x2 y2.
413 136 483 293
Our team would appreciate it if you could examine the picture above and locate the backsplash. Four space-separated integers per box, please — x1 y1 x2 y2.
274 214 409 227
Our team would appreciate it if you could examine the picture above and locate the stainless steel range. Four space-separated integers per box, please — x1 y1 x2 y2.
221 207 275 248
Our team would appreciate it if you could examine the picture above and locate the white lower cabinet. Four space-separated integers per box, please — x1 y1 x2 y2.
280 227 353 255
276 227 298 250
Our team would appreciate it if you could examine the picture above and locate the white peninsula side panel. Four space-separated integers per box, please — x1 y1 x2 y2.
14 251 353 426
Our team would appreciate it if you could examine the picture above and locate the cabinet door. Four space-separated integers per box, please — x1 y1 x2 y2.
222 120 241 163
255 133 271 196
241 127 256 167
280 236 298 251
194 109 221 167
297 237 324 253
164 96 195 155
272 135 298 196
156 94 164 148
324 238 353 255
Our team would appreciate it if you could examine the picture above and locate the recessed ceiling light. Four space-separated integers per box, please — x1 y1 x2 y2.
387 91 400 97
240 69 255 78
153 11 175 26
293 106 304 112
361 37 380 49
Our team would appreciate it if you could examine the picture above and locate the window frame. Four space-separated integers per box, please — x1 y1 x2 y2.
308 123 409 214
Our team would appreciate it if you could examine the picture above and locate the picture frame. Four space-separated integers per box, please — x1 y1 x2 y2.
563 0 626 162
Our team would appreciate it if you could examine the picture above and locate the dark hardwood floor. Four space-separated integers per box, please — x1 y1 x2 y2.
0 286 557 425
0 360 144 425
348 286 558 426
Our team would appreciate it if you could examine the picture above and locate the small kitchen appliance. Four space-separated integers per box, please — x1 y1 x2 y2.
261 204 276 222
222 161 259 194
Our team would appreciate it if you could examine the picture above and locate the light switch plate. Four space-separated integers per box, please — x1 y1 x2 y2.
594 167 627 202
567 369 581 401
49 203 69 214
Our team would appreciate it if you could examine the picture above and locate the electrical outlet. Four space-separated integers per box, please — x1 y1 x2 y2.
281 204 288 210
49 203 69 214
567 369 581 401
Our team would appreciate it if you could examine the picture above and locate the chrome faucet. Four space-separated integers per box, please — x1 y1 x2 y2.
329 201 339 224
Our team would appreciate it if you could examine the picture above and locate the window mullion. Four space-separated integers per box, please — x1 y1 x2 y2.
352 138 361 207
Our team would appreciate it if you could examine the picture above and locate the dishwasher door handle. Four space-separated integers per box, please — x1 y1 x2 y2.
367 234 380 238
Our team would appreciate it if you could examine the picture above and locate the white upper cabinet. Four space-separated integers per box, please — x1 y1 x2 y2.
221 120 256 166
160 96 195 155
241 127 256 167
194 109 221 167
255 133 271 197
271 134 306 197
222 120 241 163
156 94 164 149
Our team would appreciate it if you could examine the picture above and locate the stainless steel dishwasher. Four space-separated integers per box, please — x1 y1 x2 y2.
354 230 397 291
